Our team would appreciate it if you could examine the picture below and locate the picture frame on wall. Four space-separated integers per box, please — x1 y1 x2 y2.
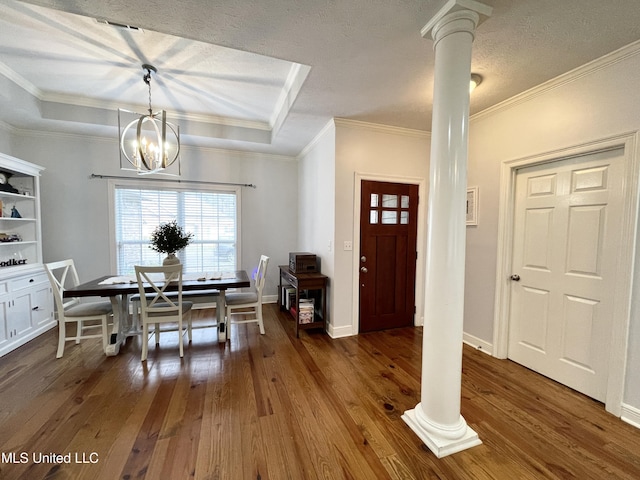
466 186 478 226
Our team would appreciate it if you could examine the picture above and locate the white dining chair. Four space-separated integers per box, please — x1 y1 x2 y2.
44 259 113 358
135 263 193 361
225 255 269 336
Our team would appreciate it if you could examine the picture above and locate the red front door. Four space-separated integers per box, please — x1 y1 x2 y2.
359 180 418 332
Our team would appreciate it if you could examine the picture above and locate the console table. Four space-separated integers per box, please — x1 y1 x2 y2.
278 265 328 337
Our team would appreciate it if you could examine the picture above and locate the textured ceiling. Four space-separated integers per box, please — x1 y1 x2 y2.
2 0 640 156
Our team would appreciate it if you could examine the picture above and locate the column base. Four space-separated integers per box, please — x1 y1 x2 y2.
402 408 482 458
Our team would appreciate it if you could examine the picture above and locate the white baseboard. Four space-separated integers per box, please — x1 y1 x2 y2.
462 332 493 356
263 295 278 304
327 323 354 338
621 404 640 429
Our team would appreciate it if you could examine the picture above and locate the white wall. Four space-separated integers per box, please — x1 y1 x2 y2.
10 130 298 298
466 45 640 409
333 120 430 336
0 122 12 154
297 120 336 320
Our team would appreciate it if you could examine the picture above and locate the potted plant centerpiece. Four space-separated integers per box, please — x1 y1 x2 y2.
150 220 193 272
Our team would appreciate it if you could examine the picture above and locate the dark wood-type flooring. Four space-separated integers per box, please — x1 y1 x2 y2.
1 304 639 479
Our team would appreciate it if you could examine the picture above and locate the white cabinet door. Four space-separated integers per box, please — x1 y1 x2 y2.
10 290 33 338
30 282 53 328
0 296 9 350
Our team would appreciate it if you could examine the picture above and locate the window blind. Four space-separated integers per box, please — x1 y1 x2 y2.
114 185 237 275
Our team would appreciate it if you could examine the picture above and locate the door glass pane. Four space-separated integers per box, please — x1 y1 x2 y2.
381 211 397 224
401 195 409 209
370 194 379 207
382 194 398 208
370 210 378 224
400 211 409 224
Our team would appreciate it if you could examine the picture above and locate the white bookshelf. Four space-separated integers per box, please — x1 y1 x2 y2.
0 153 54 357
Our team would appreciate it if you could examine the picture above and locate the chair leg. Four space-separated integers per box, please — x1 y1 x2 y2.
141 322 149 362
132 300 140 330
56 320 66 359
155 323 160 345
178 319 184 358
76 320 83 344
187 312 192 343
257 306 265 335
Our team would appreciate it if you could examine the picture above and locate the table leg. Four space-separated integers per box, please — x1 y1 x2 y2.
216 290 226 342
105 295 122 356
104 294 134 356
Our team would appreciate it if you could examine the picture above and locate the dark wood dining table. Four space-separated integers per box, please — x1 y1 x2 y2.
64 270 250 355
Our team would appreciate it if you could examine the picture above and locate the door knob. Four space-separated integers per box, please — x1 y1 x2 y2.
361 267 368 273
361 256 367 262
510 274 520 281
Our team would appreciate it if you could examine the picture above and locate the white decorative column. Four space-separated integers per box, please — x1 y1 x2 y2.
402 0 492 458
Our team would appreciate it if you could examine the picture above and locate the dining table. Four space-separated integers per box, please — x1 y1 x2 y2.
64 270 250 356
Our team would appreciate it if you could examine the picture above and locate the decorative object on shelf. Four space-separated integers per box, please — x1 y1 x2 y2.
149 220 193 275
10 206 21 218
0 233 21 242
119 64 181 176
0 171 19 194
0 258 27 267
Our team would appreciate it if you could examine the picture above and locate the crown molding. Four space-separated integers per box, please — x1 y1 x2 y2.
0 60 40 98
334 118 430 138
181 143 297 163
296 118 336 160
41 92 271 131
0 120 15 134
12 126 296 162
270 63 311 134
471 39 640 124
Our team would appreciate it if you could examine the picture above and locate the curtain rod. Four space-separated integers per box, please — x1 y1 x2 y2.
90 173 256 188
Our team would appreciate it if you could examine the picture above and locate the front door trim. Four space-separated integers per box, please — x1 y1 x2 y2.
493 132 640 416
353 172 427 336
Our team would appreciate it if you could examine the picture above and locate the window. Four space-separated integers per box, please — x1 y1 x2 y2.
369 193 410 225
112 181 239 275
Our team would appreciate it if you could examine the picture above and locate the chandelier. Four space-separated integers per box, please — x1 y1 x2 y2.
118 64 180 175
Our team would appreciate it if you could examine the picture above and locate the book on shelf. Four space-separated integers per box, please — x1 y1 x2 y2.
281 286 296 309
286 287 296 310
299 298 315 324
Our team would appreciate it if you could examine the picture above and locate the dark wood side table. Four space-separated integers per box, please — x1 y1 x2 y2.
278 265 328 337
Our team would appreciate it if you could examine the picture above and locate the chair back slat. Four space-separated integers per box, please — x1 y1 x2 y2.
44 259 81 317
44 258 112 358
254 255 270 300
135 263 192 361
135 264 184 315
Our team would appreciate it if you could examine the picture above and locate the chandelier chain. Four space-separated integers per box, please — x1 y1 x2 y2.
144 67 153 114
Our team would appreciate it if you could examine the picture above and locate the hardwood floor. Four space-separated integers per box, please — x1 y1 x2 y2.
1 304 639 479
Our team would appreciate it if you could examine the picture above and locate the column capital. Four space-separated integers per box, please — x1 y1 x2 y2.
421 0 492 40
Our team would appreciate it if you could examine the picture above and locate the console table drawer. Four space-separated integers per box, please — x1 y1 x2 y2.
280 269 297 287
